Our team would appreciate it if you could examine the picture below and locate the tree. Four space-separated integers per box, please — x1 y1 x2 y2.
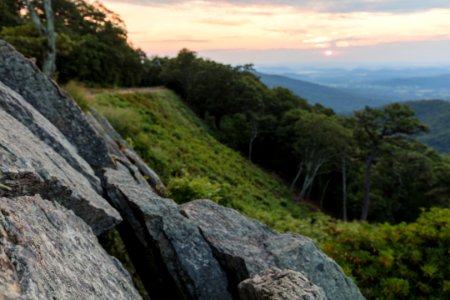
160 49 198 98
283 109 350 201
354 103 428 221
26 0 56 76
0 0 23 28
2 0 149 86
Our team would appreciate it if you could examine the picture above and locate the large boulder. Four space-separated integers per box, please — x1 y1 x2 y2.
103 165 231 300
238 267 326 300
0 98 121 235
180 200 364 300
0 81 101 191
0 40 112 169
0 195 141 300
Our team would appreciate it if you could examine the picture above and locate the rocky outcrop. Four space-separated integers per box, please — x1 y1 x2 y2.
0 39 364 300
238 268 326 300
180 200 364 300
0 195 141 300
0 81 101 191
103 165 231 300
86 109 166 194
0 40 112 170
0 86 121 234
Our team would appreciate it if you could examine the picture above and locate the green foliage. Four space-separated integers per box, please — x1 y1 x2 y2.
281 109 352 199
167 171 227 204
0 0 23 28
0 23 44 59
324 208 450 299
406 100 450 154
92 89 331 241
1 0 154 86
160 49 265 131
354 103 428 146
63 81 94 111
353 103 429 220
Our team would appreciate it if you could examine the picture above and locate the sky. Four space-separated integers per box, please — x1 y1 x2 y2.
100 0 450 67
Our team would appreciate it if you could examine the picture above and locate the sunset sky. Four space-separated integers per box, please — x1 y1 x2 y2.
101 0 450 67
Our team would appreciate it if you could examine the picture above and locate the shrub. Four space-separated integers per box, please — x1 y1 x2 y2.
168 172 225 204
63 81 94 111
324 208 450 299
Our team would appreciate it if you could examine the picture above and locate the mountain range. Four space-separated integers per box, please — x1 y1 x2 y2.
256 72 388 113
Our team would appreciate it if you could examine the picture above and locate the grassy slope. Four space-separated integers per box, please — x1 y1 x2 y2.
92 88 331 241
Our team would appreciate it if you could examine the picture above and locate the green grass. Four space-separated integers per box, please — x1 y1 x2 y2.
63 81 94 111
92 89 331 241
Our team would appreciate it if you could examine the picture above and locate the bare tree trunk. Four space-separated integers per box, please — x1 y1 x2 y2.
43 0 56 77
27 0 44 34
306 178 315 200
320 178 331 209
248 119 258 162
27 0 56 77
361 144 377 221
290 162 303 191
297 161 323 201
342 158 348 221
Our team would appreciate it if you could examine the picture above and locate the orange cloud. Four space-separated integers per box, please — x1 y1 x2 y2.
101 0 450 57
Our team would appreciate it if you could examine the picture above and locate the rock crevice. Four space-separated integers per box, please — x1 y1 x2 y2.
180 200 365 300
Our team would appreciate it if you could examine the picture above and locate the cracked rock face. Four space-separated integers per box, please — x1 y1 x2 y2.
180 200 364 300
0 40 112 170
103 165 231 300
0 195 141 300
238 267 327 300
0 81 101 192
0 100 121 235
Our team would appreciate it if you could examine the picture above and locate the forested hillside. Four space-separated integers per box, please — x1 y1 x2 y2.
406 100 450 153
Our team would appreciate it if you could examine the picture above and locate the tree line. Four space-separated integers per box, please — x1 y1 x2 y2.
0 0 155 86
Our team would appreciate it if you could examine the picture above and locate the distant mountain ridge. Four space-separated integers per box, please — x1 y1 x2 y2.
373 74 450 89
405 99 450 153
256 72 389 113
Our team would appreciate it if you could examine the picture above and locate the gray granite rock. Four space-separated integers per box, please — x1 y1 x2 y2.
0 104 121 235
238 267 327 300
86 109 166 195
0 81 101 192
0 195 141 300
180 200 365 300
0 40 112 169
103 165 231 300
